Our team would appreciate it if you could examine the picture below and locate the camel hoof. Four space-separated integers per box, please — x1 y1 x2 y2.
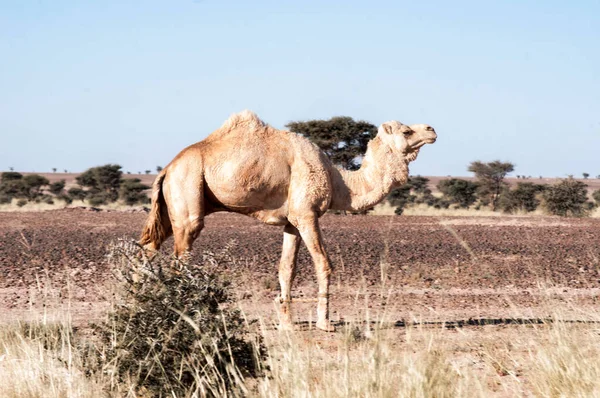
316 320 336 332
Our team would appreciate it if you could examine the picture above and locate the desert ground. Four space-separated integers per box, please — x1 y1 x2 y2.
1 208 600 395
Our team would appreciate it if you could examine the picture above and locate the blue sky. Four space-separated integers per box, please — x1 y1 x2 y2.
1 1 599 177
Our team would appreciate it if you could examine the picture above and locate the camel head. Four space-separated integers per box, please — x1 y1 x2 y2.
377 121 437 162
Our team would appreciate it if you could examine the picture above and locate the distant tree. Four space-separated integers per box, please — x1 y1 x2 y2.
583 173 589 179
127 171 131 174
543 178 590 217
499 182 547 213
64 169 68 173
52 168 57 173
120 178 151 205
144 170 151 175
468 160 515 210
76 164 123 202
597 175 600 180
156 166 163 173
67 187 87 202
9 167 13 171
437 178 479 208
49 180 66 196
286 116 377 170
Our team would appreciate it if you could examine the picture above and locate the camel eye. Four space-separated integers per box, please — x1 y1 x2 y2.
403 130 413 137
425 126 434 131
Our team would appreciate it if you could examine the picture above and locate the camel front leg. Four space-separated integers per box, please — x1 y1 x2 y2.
278 224 301 330
293 215 335 332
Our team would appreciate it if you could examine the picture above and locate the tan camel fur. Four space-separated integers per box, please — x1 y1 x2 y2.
139 110 437 331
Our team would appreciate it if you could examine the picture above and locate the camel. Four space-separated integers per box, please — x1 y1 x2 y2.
139 110 437 331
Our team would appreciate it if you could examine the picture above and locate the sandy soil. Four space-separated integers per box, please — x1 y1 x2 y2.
1 209 599 327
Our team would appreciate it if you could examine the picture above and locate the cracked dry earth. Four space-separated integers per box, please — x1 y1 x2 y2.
0 208 599 326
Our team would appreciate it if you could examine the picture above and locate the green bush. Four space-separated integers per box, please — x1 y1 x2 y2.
499 182 547 213
0 194 11 204
95 241 264 397
49 180 66 196
16 199 27 207
87 192 111 206
543 178 591 217
119 178 150 205
67 187 87 202
437 178 478 208
1 171 23 182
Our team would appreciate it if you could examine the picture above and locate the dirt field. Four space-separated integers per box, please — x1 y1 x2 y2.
1 209 599 326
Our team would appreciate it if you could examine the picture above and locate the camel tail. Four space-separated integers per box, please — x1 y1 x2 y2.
139 170 171 249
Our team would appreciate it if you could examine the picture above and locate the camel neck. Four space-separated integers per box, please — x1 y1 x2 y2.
329 137 409 212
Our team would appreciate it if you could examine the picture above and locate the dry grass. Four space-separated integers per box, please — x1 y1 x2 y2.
0 319 105 398
3 292 600 397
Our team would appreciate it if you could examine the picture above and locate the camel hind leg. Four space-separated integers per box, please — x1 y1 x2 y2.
162 171 205 259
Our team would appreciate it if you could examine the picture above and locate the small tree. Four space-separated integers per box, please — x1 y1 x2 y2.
437 178 478 208
52 168 57 173
583 172 589 179
9 167 14 171
286 116 377 170
156 166 163 173
144 170 151 175
543 178 590 217
468 160 515 210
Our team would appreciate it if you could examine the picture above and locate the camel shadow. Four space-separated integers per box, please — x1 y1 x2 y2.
290 317 600 332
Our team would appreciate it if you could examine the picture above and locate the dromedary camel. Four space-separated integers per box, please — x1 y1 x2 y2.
139 110 437 331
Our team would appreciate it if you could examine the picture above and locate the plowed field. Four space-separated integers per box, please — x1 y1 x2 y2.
1 209 599 325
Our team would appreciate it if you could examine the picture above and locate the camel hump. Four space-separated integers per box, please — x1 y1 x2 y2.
220 110 267 132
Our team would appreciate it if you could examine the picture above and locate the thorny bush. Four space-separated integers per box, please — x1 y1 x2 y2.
94 240 265 397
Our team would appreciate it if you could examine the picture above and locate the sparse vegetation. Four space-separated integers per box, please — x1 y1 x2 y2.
437 178 479 208
68 164 150 206
499 182 547 213
543 178 591 217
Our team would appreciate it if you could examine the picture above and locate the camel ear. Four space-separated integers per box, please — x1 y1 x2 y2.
379 123 393 135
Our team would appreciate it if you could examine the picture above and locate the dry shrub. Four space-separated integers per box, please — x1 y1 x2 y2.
93 240 265 397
